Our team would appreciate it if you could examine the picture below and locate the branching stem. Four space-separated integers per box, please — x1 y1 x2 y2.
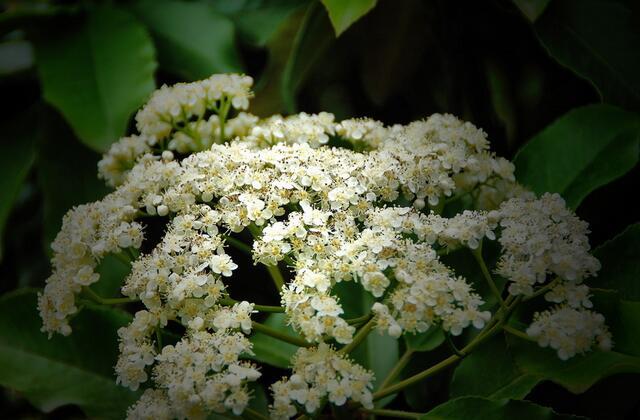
252 321 311 347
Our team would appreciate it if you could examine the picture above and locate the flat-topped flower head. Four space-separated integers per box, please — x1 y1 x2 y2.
40 73 610 418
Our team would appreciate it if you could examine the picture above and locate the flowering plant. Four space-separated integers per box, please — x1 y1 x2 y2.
36 74 623 419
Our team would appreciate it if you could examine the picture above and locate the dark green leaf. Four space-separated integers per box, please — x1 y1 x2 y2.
0 107 38 261
208 0 310 46
37 109 110 253
450 335 538 400
35 5 156 151
589 224 640 301
249 313 297 369
0 289 138 419
130 0 241 81
281 3 334 112
536 0 640 110
512 0 552 22
404 327 445 353
320 0 377 36
421 396 578 420
514 104 640 209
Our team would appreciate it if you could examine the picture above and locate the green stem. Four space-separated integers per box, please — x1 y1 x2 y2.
222 234 253 256
372 297 521 401
219 297 284 313
112 251 131 266
248 224 286 291
359 408 423 419
339 318 376 354
219 96 231 141
82 287 139 305
346 313 372 325
266 264 285 291
524 276 560 302
252 321 311 347
244 407 269 420
502 325 535 342
379 349 414 390
471 243 507 312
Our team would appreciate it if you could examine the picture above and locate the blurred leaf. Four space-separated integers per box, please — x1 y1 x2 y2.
359 0 430 106
281 2 334 112
208 0 310 46
0 3 78 37
589 224 640 301
131 0 242 80
320 0 377 36
0 40 34 75
333 281 399 408
536 0 640 110
0 107 38 261
0 289 138 419
37 109 109 253
450 334 539 400
512 0 552 22
249 313 297 368
35 5 156 152
421 396 578 419
514 104 640 209
93 254 132 298
405 327 445 353
485 59 517 150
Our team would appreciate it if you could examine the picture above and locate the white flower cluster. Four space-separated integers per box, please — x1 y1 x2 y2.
526 307 612 360
495 193 601 296
38 190 142 335
41 73 612 418
270 344 374 418
127 330 260 419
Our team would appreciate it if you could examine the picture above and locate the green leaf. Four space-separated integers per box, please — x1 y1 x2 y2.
535 0 640 110
130 0 242 81
421 396 578 420
35 5 156 152
404 327 445 353
37 109 110 253
512 0 552 22
589 224 640 301
0 107 38 261
450 335 539 400
452 290 640 399
281 3 335 112
333 281 399 408
514 104 640 209
320 0 377 36
0 289 138 419
208 0 310 47
249 313 298 369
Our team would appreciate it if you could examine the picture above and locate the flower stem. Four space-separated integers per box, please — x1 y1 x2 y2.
339 318 376 354
372 297 521 401
222 234 253 256
359 408 423 419
218 96 231 141
524 276 560 302
379 348 414 390
244 407 269 420
82 287 139 305
248 224 287 291
502 325 535 342
219 297 284 313
471 243 507 312
252 321 311 347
